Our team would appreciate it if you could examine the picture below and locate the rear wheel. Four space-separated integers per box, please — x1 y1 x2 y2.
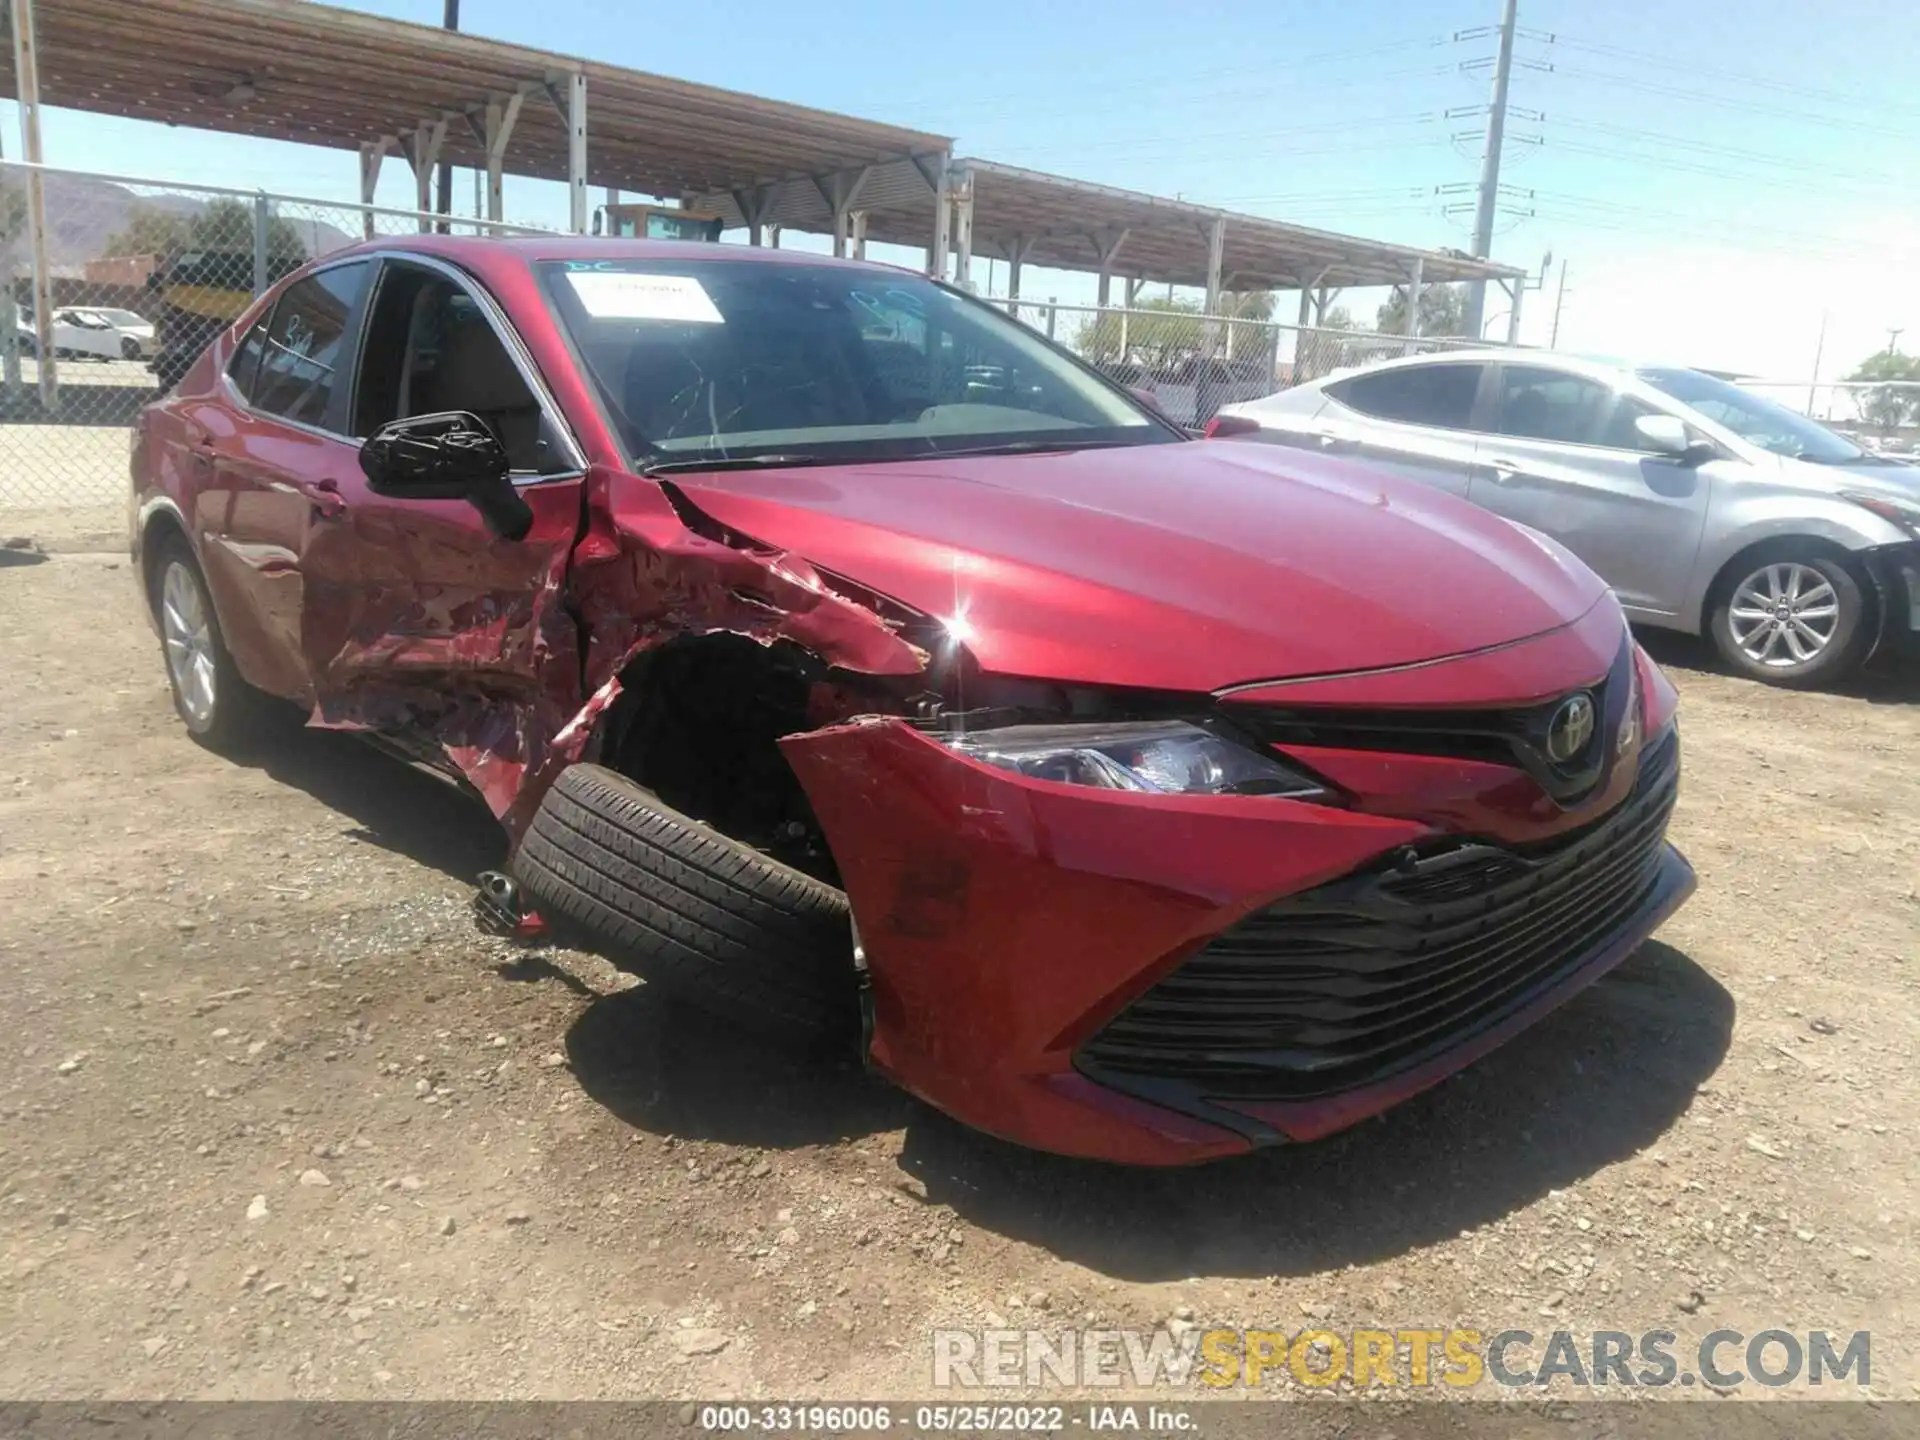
151 541 279 750
121 336 142 360
1709 548 1871 687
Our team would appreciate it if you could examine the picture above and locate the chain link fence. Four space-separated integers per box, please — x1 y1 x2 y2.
989 297 1499 428
0 160 551 529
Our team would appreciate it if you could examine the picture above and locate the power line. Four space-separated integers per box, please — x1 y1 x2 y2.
1545 140 1899 202
1528 198 1920 262
882 35 1469 123
1540 66 1920 138
987 110 1444 161
927 64 1459 130
1548 117 1911 184
1535 31 1920 119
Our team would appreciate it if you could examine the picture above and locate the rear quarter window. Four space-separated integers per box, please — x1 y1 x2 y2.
1326 363 1485 430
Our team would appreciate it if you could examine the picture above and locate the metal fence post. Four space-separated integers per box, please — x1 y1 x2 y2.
1045 300 1057 341
1 280 18 394
252 192 270 298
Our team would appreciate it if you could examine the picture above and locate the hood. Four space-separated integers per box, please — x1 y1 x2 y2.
1818 460 1920 493
1775 454 1920 498
661 441 1610 694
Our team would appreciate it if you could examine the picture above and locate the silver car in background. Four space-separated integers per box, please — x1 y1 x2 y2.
1214 351 1920 686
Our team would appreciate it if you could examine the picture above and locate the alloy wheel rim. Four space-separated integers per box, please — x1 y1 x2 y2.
1727 562 1839 669
160 562 218 725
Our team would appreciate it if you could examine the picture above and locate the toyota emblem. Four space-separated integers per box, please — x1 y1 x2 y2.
1546 692 1597 765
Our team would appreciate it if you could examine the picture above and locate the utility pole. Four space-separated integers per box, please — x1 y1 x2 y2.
1807 311 1828 415
1549 258 1570 348
1463 0 1519 339
435 0 459 226
1887 327 1904 355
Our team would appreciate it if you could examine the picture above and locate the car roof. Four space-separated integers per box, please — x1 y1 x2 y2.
329 233 918 278
1314 348 1698 386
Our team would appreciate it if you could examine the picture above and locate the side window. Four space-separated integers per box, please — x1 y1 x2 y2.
1327 363 1484 429
1493 365 1615 445
250 261 370 429
227 315 269 400
351 262 568 475
1597 394 1670 452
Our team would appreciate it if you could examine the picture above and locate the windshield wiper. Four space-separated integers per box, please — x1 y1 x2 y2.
639 452 842 476
641 436 1156 475
918 437 1151 460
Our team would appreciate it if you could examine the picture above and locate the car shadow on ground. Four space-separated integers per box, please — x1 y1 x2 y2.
566 986 911 1150
243 722 506 883
565 938 1732 1279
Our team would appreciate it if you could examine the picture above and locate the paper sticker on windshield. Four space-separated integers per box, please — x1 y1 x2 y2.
565 272 724 324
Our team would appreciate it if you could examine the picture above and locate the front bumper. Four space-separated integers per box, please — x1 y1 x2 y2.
1863 541 1920 661
782 707 1693 1166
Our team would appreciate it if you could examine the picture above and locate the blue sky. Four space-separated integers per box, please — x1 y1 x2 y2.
11 0 1920 382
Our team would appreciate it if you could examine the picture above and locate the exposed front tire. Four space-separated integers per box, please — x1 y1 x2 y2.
1708 546 1871 688
150 540 280 751
513 763 858 1044
121 336 143 360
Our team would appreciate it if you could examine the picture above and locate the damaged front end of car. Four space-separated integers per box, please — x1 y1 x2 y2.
334 464 1688 1167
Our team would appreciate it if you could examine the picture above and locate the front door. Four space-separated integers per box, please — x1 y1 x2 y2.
298 254 588 805
1468 363 1711 617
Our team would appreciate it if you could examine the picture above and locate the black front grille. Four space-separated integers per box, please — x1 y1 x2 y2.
1077 728 1680 1104
1227 638 1635 806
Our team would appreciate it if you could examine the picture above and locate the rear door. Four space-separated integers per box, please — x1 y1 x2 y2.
1468 363 1710 616
1308 359 1490 498
182 258 374 703
300 252 588 786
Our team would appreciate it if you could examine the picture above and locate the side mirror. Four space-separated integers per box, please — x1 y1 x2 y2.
1634 413 1714 465
1129 386 1179 426
358 410 532 541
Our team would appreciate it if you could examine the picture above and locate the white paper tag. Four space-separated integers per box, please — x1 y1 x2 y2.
565 271 725 324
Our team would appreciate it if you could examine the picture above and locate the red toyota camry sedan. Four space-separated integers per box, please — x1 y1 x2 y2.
130 237 1694 1165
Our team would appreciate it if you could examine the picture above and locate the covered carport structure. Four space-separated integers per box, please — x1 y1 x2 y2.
3 0 1521 342
1 0 952 239
693 158 1527 339
873 160 1529 340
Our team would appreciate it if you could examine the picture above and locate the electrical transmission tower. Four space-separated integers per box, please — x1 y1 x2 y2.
1463 0 1519 338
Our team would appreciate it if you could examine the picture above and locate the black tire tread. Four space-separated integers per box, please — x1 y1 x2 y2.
512 763 856 1038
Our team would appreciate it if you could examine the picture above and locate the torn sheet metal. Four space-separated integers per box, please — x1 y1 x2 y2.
300 467 925 835
568 476 929 699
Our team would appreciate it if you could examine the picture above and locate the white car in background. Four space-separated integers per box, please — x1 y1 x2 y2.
49 307 156 361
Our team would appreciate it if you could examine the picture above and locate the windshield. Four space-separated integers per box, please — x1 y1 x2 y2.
1638 367 1869 464
539 257 1174 467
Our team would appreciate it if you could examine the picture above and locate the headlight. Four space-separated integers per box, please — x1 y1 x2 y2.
942 720 1325 798
1842 490 1920 536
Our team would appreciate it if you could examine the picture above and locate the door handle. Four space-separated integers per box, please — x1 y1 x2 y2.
1317 432 1357 453
1482 456 1525 484
293 477 346 520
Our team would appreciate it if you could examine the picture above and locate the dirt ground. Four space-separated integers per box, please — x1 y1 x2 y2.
1 537 1916 1407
